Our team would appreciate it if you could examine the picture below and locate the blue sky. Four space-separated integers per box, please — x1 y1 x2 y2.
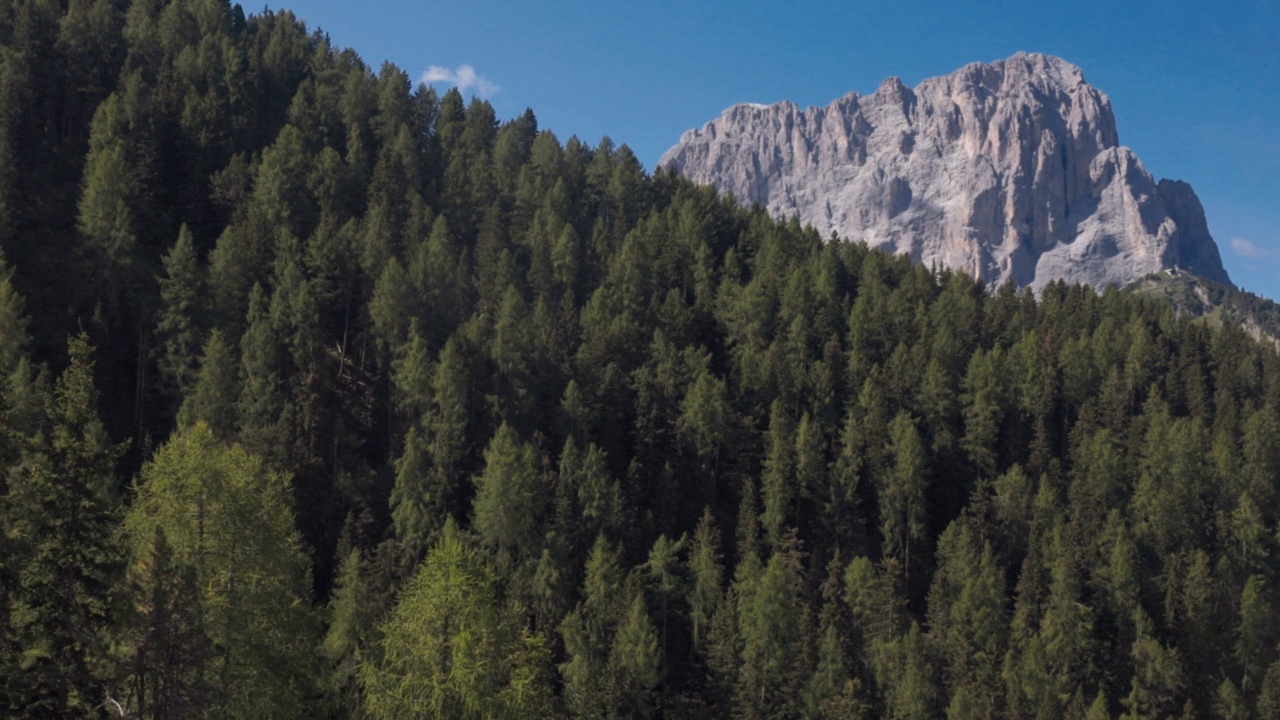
285 0 1280 300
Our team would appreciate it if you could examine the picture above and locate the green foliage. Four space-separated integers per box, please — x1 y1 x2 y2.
880 412 928 572
237 283 283 443
122 422 318 718
177 329 239 439
4 333 123 714
116 526 213 719
156 224 206 399
608 592 662 718
361 525 556 719
322 548 377 716
688 508 725 651
736 531 809 719
78 93 141 312
927 518 1007 717
473 422 545 568
5 4 1280 717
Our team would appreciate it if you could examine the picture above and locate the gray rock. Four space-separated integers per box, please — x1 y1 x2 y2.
659 52 1230 290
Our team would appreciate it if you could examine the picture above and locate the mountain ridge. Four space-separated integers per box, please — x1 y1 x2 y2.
661 52 1232 291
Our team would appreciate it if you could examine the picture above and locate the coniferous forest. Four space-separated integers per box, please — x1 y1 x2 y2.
5 1 1280 718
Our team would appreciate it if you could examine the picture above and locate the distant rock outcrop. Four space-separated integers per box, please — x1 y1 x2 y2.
660 52 1231 290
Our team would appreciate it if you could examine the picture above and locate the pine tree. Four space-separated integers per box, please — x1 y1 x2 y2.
271 238 330 466
879 412 927 576
644 531 686 702
251 124 316 240
824 407 867 557
116 527 213 719
804 553 864 720
565 437 623 541
123 422 319 718
962 348 1007 479
688 508 725 652
489 285 536 426
927 517 1008 719
736 530 809 719
388 334 473 569
236 283 283 453
321 548 377 717
1236 574 1271 694
560 534 626 719
607 592 662 718
1258 658 1280 720
155 224 206 400
361 523 556 719
472 422 545 569
389 423 437 570
873 621 937 720
176 330 239 439
1214 679 1249 720
77 93 140 315
0 251 32 381
6 333 124 715
680 366 732 461
0 251 40 436
368 256 414 358
760 399 797 550
411 215 467 346
1121 610 1182 720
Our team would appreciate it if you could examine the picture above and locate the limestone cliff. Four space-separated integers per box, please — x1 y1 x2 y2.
660 52 1231 290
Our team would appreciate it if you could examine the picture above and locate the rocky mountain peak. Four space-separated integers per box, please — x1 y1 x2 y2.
660 53 1230 290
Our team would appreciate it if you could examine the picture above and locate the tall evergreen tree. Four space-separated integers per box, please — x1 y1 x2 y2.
879 412 928 576
155 224 206 400
5 333 124 715
472 422 545 570
361 523 557 719
176 330 239 439
122 422 319 718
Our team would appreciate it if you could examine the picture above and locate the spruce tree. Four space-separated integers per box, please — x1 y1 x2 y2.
6 333 124 715
361 523 556 719
688 508 725 652
472 422 544 569
321 548 376 717
77 94 140 315
879 412 927 576
155 224 206 400
177 330 240 439
123 422 319 718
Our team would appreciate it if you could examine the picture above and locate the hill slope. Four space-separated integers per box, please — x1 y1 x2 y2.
2 5 1280 718
1131 270 1280 344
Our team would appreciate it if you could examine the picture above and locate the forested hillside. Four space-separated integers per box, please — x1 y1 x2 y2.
3 1 1280 718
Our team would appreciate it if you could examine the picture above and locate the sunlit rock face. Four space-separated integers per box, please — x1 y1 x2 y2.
660 52 1231 290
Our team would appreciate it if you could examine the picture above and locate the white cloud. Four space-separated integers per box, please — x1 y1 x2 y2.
1231 237 1267 259
419 64 498 98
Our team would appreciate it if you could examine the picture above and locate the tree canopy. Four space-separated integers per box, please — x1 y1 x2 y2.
1 1 1279 717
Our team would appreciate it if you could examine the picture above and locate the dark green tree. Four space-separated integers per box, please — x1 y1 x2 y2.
473 422 545 569
6 333 124 714
879 412 928 575
155 224 206 400
176 330 239 440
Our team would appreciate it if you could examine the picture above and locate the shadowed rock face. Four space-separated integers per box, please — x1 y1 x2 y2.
660 52 1231 290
